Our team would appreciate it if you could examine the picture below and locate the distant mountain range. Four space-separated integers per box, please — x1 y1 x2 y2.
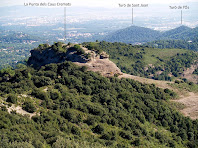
103 25 198 44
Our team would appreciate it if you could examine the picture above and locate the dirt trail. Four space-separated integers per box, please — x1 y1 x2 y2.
120 74 198 120
173 92 198 120
119 73 173 89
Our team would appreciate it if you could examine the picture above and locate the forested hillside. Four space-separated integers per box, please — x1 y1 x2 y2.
162 26 197 40
104 26 161 44
0 43 198 147
103 26 198 45
0 30 43 69
145 39 198 51
83 42 198 81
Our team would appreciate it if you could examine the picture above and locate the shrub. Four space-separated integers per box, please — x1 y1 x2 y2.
6 94 17 104
84 116 97 125
100 133 111 140
189 82 194 85
33 76 52 87
92 124 104 134
61 109 81 123
71 126 81 136
74 45 85 55
22 101 36 113
31 89 49 100
133 138 141 146
50 90 61 100
119 131 132 140
1 106 7 111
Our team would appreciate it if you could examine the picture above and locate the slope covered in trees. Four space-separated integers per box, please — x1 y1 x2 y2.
103 25 198 45
0 43 198 147
0 30 43 69
0 61 197 148
162 26 197 40
145 39 198 51
103 26 161 44
82 42 198 81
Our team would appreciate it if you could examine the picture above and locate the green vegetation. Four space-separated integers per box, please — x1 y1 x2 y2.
145 39 198 51
0 58 198 147
35 42 68 54
6 94 17 104
83 41 197 81
193 68 198 75
73 44 85 55
169 79 198 93
104 26 161 44
104 25 198 44
162 26 197 40
85 42 103 54
0 30 43 69
22 100 36 113
51 42 68 53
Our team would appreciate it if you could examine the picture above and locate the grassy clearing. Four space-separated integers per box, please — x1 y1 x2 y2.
143 48 187 66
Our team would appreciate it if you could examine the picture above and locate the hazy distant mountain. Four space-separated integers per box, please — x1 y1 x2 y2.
161 26 196 40
103 26 161 44
104 25 198 44
162 26 191 38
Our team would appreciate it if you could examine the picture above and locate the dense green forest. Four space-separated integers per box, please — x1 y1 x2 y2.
0 43 197 147
0 59 198 147
83 41 198 81
145 39 198 51
103 26 161 44
162 26 198 40
0 31 40 43
0 42 36 69
103 26 198 44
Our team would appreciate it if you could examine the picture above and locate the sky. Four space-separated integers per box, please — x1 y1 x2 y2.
0 0 197 29
0 0 197 8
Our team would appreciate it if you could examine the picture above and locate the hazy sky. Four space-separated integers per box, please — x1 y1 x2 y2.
1 0 197 7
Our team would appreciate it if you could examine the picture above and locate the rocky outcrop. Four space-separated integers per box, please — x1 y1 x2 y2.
28 46 88 68
27 43 121 77
100 51 109 59
28 48 66 68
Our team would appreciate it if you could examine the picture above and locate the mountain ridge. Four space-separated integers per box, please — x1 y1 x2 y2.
104 25 161 44
104 25 198 44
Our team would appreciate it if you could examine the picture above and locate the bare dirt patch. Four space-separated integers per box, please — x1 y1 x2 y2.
172 92 198 120
7 105 39 118
181 63 198 83
75 46 121 77
75 59 121 77
119 73 173 89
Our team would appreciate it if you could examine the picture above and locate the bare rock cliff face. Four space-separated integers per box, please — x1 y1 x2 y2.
28 49 65 68
27 47 87 68
27 44 121 77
